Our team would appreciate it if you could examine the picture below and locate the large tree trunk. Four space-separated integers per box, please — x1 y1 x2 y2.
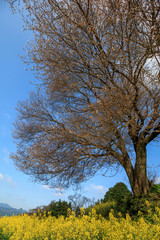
132 143 149 195
123 143 149 196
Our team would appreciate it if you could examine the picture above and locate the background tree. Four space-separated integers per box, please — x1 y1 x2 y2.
29 200 71 218
44 200 72 217
68 194 92 210
9 0 160 196
102 182 131 203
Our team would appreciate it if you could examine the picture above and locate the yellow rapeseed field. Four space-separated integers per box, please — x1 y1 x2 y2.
0 208 160 240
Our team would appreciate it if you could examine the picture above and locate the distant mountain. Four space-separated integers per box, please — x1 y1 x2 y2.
0 203 28 217
0 203 12 209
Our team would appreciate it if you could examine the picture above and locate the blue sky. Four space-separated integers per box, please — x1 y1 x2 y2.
0 1 160 211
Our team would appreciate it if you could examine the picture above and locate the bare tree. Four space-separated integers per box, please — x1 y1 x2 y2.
68 193 92 211
9 0 160 195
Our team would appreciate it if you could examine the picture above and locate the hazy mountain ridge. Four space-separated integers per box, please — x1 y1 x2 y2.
0 203 28 216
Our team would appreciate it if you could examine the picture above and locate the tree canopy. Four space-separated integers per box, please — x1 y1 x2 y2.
29 200 71 217
102 182 131 203
9 0 160 195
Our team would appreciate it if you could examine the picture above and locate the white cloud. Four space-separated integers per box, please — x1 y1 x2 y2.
42 185 65 196
0 173 16 187
84 184 108 194
54 187 65 197
144 56 160 89
155 177 160 184
17 197 26 202
3 147 8 154
55 187 64 192
0 173 4 180
5 175 17 187
42 185 51 190
91 184 108 193
54 192 65 197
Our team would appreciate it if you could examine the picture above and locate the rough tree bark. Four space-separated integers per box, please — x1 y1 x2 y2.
133 143 149 195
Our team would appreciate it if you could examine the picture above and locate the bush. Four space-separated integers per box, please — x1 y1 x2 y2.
102 182 131 203
89 183 160 221
150 184 160 195
119 184 160 222
29 200 72 218
85 201 116 219
44 200 72 218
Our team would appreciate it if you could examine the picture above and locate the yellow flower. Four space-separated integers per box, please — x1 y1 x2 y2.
0 207 160 239
145 200 150 207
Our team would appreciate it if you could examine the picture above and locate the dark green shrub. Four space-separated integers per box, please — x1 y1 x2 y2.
150 184 160 195
30 200 72 218
85 183 160 222
45 200 72 217
123 195 147 216
103 182 131 203
119 185 160 222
